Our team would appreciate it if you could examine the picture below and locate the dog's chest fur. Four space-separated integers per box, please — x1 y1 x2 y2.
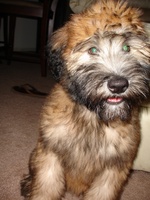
41 84 140 175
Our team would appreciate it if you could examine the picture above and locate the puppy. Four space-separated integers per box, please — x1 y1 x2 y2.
21 0 150 199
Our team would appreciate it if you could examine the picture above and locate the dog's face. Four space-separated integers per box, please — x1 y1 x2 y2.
48 0 150 122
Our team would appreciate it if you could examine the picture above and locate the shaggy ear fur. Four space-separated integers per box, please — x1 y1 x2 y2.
47 46 65 81
47 27 68 81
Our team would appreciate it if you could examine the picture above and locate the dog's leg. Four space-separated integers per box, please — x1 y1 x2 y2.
84 167 128 200
27 150 65 200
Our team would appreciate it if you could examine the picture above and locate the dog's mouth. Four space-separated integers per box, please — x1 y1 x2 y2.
106 97 123 105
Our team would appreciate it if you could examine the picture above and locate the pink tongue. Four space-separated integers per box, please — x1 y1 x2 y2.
107 97 123 103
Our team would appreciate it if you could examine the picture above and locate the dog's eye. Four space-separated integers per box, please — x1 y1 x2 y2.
88 47 98 55
122 44 130 52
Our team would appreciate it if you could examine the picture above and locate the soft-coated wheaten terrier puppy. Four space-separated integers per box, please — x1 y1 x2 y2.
21 0 150 199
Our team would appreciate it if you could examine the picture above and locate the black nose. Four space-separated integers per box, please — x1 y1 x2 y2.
107 76 129 94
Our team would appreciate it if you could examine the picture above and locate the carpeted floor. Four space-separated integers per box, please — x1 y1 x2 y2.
0 60 150 200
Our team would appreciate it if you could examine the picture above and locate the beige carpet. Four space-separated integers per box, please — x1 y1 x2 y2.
0 61 150 200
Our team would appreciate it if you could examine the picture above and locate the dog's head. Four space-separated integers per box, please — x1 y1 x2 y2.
47 0 150 122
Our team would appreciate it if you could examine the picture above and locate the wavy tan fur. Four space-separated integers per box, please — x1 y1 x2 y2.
21 1 150 200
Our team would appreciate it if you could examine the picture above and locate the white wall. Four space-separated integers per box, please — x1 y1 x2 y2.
14 18 37 51
0 17 37 52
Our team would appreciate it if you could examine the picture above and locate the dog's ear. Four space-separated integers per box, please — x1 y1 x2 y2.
47 26 68 81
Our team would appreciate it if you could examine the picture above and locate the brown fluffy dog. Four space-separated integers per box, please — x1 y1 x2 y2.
21 0 150 199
